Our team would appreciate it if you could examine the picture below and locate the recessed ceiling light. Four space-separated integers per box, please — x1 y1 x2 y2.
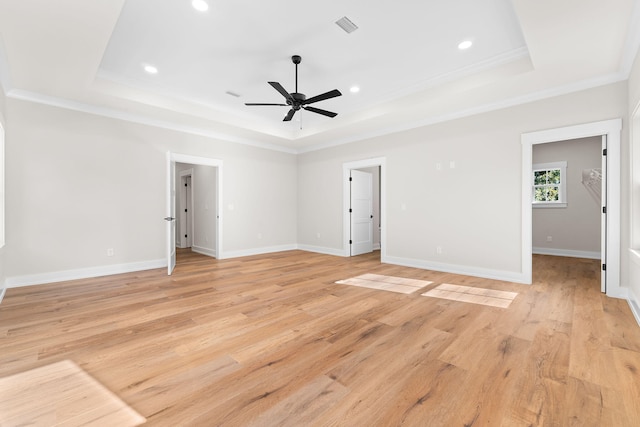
192 0 209 12
143 64 158 74
350 86 360 93
458 40 473 50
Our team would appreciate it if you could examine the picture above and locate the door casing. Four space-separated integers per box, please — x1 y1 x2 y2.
167 152 223 275
343 157 386 258
521 119 623 298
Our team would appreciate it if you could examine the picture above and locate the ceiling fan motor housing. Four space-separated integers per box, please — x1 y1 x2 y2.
245 54 341 121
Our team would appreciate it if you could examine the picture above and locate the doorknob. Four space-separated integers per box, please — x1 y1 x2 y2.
164 217 176 221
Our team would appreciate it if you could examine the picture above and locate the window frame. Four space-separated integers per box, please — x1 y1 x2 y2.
532 161 567 208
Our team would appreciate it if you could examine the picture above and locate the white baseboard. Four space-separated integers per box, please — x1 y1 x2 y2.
373 243 381 250
5 258 166 288
192 245 216 258
221 244 298 260
382 255 529 284
628 288 640 328
297 244 346 257
0 286 5 304
532 247 601 260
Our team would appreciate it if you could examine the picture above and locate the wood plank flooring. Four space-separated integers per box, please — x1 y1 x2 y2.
1 250 639 426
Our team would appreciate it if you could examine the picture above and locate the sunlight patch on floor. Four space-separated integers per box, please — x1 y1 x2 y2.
336 273 433 294
422 283 518 308
0 360 146 426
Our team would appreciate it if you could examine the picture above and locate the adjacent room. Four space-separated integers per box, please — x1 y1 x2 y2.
1 1 640 425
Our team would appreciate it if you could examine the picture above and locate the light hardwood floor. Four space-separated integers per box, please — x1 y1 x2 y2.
1 250 640 426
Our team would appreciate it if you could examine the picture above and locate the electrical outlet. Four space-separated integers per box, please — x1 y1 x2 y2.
107 248 114 257
547 236 553 242
316 232 321 239
436 246 443 255
257 233 262 240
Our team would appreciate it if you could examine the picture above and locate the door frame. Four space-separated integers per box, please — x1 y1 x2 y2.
167 152 223 263
521 119 623 298
349 169 374 256
343 157 386 258
178 169 194 249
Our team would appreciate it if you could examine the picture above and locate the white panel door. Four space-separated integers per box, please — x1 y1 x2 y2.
601 135 607 293
166 158 176 275
350 169 373 256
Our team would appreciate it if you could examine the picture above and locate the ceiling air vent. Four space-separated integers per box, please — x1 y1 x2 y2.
335 16 358 34
225 90 241 98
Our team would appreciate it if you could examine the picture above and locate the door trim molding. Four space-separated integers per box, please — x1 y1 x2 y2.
342 157 386 258
178 169 194 249
521 119 623 298
168 152 223 260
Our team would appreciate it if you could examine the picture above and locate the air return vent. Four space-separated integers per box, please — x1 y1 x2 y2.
335 16 358 34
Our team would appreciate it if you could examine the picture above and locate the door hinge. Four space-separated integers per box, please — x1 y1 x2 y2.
603 148 607 156
185 234 188 238
349 208 352 213
349 240 352 244
185 208 188 213
602 206 606 214
602 263 606 271
349 177 352 182
185 183 188 187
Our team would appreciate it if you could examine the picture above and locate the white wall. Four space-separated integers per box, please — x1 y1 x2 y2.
4 98 297 283
0 85 5 294
192 164 217 256
298 83 627 282
628 48 640 317
532 137 602 257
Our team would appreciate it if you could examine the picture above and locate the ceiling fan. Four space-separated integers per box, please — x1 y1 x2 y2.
245 55 342 122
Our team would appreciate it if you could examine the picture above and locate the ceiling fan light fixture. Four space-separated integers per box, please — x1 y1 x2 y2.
336 16 358 34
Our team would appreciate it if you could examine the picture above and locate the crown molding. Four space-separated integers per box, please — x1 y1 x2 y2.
6 89 298 155
298 71 627 154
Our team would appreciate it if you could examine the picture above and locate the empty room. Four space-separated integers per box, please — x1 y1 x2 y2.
1 1 640 425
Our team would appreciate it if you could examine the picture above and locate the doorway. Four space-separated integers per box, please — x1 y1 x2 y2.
343 157 386 259
166 152 223 275
521 119 621 297
178 168 194 249
531 137 605 289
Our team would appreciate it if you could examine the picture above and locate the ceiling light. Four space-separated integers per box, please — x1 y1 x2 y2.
192 0 209 12
143 64 158 74
350 86 360 93
458 40 473 50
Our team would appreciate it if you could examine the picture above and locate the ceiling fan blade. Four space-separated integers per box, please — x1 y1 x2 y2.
283 109 296 121
302 89 342 105
303 106 338 118
268 82 293 101
245 103 288 106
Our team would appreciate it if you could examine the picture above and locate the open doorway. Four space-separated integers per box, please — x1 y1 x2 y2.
343 157 386 259
166 153 223 275
531 137 604 289
521 119 621 297
177 168 194 249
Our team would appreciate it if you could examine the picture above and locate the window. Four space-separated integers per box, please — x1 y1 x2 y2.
532 161 567 208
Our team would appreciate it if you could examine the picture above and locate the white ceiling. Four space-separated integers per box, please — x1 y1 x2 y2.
0 0 638 152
